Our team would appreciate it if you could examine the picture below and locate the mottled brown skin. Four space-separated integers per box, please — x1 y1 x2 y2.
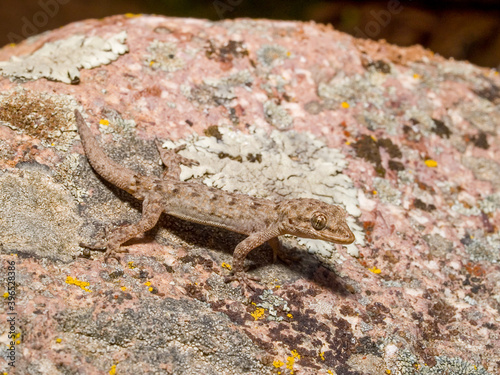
75 110 355 285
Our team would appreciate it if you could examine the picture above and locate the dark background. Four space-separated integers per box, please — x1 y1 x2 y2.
1 0 499 68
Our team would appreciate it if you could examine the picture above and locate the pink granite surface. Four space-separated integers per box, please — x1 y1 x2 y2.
0 15 499 375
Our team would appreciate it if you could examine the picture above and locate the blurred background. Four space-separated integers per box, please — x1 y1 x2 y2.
1 0 499 69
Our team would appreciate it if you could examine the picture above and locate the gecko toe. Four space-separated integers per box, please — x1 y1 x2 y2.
79 242 106 252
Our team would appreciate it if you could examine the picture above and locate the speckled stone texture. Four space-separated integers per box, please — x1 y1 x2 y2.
0 15 499 375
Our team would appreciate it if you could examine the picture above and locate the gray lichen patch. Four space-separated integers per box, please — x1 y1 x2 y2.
256 289 290 322
181 70 253 106
461 156 500 186
373 177 402 206
256 44 289 67
0 170 82 262
461 230 500 262
0 31 128 84
159 125 363 261
263 100 293 130
395 349 491 375
0 88 80 150
54 299 271 375
145 40 185 72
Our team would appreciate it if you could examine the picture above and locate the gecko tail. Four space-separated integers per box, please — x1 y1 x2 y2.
74 109 138 195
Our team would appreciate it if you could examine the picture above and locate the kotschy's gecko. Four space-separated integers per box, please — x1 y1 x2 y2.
74 109 355 285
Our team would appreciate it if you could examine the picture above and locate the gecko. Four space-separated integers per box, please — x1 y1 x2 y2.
74 109 355 286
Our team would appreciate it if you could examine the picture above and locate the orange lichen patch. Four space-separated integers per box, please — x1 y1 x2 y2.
65 276 92 292
273 359 284 368
354 38 438 65
464 263 486 277
286 350 301 374
250 307 265 320
0 90 73 143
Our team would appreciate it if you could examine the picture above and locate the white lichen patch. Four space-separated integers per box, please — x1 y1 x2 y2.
0 170 82 262
0 31 128 83
145 40 184 72
159 125 364 262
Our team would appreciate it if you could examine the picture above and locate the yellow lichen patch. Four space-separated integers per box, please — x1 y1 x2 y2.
56 338 62 343
287 313 293 319
109 364 117 375
424 159 438 167
319 352 325 361
286 350 301 374
341 101 350 109
327 371 334 375
125 13 142 18
369 266 381 274
120 286 127 291
413 73 420 79
65 276 92 292
221 262 232 270
250 307 265 320
3 292 9 299
127 261 136 269
99 119 109 126
386 370 391 374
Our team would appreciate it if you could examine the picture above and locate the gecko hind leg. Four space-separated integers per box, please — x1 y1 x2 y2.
155 139 199 180
82 194 163 263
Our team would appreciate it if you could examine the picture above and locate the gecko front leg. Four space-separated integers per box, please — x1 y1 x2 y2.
155 140 199 180
225 226 282 289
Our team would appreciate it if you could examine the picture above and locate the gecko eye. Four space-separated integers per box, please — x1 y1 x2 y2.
311 213 327 231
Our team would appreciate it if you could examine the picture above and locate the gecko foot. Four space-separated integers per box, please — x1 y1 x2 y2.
79 242 128 263
155 139 200 167
224 272 262 292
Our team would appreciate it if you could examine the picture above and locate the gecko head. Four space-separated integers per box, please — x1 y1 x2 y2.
277 198 355 244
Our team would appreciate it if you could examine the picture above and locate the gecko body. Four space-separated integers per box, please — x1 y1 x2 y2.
74 110 355 284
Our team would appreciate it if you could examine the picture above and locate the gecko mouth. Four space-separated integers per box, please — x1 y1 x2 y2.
329 223 355 244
